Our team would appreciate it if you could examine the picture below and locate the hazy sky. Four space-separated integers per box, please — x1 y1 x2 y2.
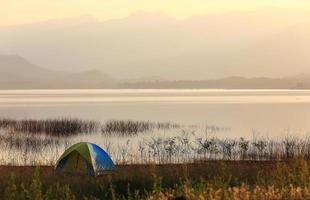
2 0 310 26
1 0 310 80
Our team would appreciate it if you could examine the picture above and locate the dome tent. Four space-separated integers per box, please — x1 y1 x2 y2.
56 142 115 176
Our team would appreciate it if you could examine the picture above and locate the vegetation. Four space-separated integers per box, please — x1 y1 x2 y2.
2 118 310 199
102 120 180 136
0 118 310 165
0 118 180 137
1 159 310 199
0 118 98 136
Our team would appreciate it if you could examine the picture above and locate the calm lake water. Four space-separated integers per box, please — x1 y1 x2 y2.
1 89 310 138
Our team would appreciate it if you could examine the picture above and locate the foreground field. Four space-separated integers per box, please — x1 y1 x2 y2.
1 159 310 199
2 118 310 199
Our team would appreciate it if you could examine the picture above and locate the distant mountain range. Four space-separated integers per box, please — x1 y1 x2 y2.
1 54 310 89
120 76 310 89
1 10 310 80
0 54 116 89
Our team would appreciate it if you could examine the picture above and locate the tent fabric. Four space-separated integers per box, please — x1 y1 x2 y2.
56 142 115 176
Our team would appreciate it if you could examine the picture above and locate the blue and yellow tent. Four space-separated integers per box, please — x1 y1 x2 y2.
56 142 115 176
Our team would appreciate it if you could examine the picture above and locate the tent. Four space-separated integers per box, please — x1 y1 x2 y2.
55 142 115 176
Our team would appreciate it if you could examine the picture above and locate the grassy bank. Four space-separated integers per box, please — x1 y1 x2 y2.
1 159 310 199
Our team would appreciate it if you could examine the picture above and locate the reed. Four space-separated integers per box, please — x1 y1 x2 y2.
0 118 99 136
101 120 180 135
1 118 310 165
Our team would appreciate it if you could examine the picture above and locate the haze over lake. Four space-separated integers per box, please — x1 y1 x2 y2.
1 89 310 138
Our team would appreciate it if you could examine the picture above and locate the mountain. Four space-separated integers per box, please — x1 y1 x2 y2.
1 9 310 80
120 76 310 89
0 55 116 89
2 54 310 89
0 54 61 82
70 69 116 88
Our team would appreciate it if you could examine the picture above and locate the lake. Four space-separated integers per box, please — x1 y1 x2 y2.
1 89 310 138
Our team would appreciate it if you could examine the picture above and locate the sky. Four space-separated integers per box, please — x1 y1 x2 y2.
2 0 310 26
1 0 310 80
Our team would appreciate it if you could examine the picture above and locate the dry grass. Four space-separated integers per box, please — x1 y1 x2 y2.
0 118 98 136
101 120 181 136
1 159 310 199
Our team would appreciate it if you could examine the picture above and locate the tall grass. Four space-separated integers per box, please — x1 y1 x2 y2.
0 118 181 136
101 120 180 135
1 130 310 165
0 118 98 136
1 118 310 165
3 158 310 199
